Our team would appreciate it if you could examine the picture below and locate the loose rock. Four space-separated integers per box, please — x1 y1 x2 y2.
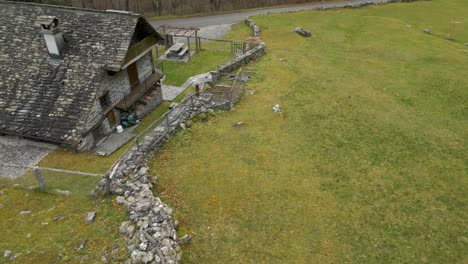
272 104 282 113
55 189 70 196
233 122 245 128
10 253 21 261
423 28 431 34
179 234 192 245
19 210 31 215
4 250 12 258
293 27 311 37
142 251 154 263
116 196 125 205
76 240 87 252
85 211 96 223
53 215 65 221
169 102 179 109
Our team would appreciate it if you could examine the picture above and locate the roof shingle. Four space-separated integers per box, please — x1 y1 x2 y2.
0 1 160 145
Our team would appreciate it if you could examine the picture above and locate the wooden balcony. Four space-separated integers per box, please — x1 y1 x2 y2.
115 72 161 111
122 36 158 69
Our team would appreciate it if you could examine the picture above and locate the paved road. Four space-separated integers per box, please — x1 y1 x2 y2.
150 0 389 28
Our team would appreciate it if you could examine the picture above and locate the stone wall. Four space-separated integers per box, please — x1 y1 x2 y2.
94 94 229 264
215 45 265 78
136 52 155 83
81 51 158 150
85 51 155 133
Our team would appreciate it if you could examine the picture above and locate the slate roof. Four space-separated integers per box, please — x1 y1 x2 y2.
0 1 162 145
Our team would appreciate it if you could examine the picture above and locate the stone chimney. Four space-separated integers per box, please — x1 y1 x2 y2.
36 16 65 58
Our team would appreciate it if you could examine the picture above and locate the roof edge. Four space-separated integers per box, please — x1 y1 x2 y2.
0 0 141 17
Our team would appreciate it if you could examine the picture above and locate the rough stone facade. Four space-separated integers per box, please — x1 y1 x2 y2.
136 52 155 83
83 51 157 146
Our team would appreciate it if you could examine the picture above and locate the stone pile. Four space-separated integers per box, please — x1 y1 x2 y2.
93 94 229 263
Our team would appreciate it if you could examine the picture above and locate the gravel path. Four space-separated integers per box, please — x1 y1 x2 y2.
0 136 56 179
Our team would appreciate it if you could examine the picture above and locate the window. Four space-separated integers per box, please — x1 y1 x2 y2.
99 92 110 109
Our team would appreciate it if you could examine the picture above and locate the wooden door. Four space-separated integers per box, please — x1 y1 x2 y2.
127 62 139 88
107 110 116 128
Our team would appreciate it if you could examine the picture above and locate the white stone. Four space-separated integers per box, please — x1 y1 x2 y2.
142 251 154 263
85 211 96 223
139 241 148 251
116 196 125 205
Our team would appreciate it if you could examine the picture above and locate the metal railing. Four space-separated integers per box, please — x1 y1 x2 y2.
0 162 105 196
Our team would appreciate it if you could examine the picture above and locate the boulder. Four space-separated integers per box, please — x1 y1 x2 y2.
116 196 125 205
272 104 282 113
293 27 311 37
120 221 131 234
179 234 192 245
85 211 96 223
142 251 154 263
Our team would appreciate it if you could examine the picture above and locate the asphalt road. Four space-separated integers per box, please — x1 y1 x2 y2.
150 0 389 28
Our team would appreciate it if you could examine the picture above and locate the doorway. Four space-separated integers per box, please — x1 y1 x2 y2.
127 63 139 89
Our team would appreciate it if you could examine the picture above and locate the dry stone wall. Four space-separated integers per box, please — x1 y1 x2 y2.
93 94 229 264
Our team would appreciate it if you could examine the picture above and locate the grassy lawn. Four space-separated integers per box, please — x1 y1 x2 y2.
0 187 127 263
158 48 234 86
157 22 251 87
0 104 171 263
150 0 468 263
31 101 170 175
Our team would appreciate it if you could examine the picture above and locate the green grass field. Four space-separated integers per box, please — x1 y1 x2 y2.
150 0 468 263
158 22 252 86
0 187 127 263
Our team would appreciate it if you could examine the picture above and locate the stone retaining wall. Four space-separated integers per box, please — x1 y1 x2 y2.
93 94 228 264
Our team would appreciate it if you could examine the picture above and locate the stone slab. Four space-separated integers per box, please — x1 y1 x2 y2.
94 127 137 156
161 85 187 101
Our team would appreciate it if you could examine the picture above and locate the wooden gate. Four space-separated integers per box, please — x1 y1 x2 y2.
232 41 246 55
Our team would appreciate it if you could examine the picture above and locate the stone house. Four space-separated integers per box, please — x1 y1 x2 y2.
0 1 165 151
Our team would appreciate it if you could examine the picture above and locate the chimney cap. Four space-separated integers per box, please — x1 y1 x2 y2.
35 15 60 31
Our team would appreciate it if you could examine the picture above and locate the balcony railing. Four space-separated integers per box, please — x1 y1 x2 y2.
123 36 158 67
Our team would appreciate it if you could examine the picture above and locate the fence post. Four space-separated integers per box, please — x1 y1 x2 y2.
243 42 246 54
165 115 170 132
33 166 47 191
